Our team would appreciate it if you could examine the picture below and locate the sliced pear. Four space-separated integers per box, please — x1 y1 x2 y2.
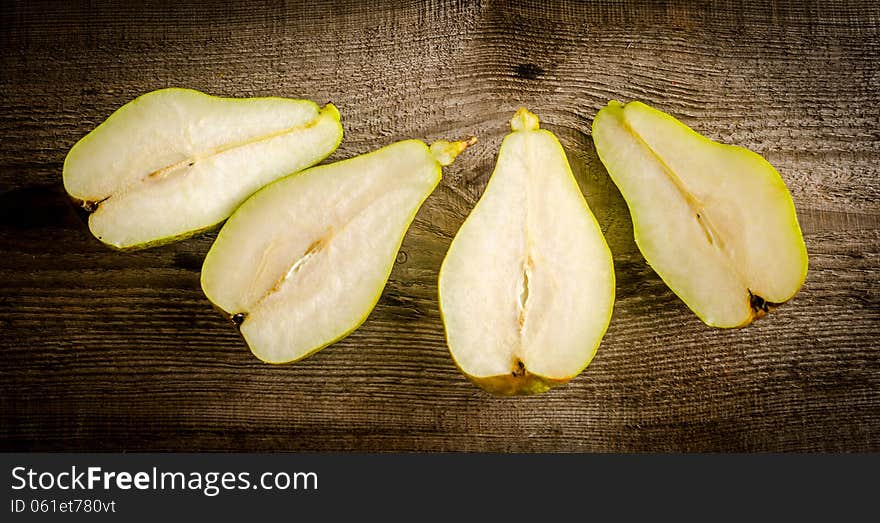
63 88 343 249
592 100 808 327
439 109 615 395
201 137 475 364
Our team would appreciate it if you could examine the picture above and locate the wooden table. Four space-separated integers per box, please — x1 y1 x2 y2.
1 0 877 452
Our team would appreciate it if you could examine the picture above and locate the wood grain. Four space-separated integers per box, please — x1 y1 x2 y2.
1 0 878 452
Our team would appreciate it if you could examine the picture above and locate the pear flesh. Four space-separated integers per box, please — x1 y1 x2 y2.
592 101 808 327
63 88 343 249
201 138 473 364
439 109 615 395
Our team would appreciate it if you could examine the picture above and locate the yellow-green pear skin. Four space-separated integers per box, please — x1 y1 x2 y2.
439 109 615 396
592 100 808 328
63 88 343 249
201 138 474 364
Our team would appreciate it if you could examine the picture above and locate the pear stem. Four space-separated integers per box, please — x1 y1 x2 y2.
511 108 540 132
430 136 477 166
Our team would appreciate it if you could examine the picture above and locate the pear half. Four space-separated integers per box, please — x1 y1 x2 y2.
201 138 475 363
439 109 615 395
592 100 808 327
63 88 343 249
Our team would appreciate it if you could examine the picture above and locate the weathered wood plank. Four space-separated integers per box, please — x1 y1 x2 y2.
0 0 878 451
